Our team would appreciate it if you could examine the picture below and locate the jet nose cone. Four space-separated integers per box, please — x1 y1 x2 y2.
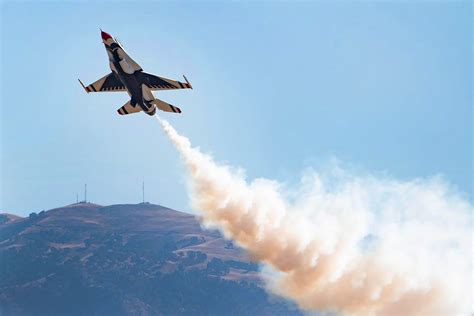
101 30 112 41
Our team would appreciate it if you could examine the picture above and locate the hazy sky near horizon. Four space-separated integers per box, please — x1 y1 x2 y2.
1 1 471 216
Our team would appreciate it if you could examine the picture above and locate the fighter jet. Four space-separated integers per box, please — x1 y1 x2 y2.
79 30 192 116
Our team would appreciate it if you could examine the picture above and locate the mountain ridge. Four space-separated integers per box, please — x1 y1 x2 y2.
0 202 302 316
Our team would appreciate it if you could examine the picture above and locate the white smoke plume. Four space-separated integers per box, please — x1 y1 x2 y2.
157 117 472 316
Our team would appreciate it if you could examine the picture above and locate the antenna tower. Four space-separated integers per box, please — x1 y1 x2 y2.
142 181 145 203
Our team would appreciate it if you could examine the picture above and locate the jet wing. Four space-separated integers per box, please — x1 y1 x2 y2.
79 73 126 93
141 72 192 91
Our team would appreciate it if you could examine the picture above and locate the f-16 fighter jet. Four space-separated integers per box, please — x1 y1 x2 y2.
79 30 192 116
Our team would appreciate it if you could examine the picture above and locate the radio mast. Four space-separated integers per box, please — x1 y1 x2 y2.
142 181 145 203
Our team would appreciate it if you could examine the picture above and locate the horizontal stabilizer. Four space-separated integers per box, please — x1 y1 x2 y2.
151 98 182 114
117 100 141 115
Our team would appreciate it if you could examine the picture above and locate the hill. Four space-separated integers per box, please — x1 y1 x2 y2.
0 203 302 316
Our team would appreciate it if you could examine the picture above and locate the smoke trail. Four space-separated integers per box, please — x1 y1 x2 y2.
157 117 472 316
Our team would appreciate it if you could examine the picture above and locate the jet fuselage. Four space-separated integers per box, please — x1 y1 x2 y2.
103 32 156 115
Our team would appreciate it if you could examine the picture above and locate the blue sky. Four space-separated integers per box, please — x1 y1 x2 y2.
1 1 471 216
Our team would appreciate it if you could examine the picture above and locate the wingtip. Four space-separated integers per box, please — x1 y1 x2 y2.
78 79 89 93
183 75 193 89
